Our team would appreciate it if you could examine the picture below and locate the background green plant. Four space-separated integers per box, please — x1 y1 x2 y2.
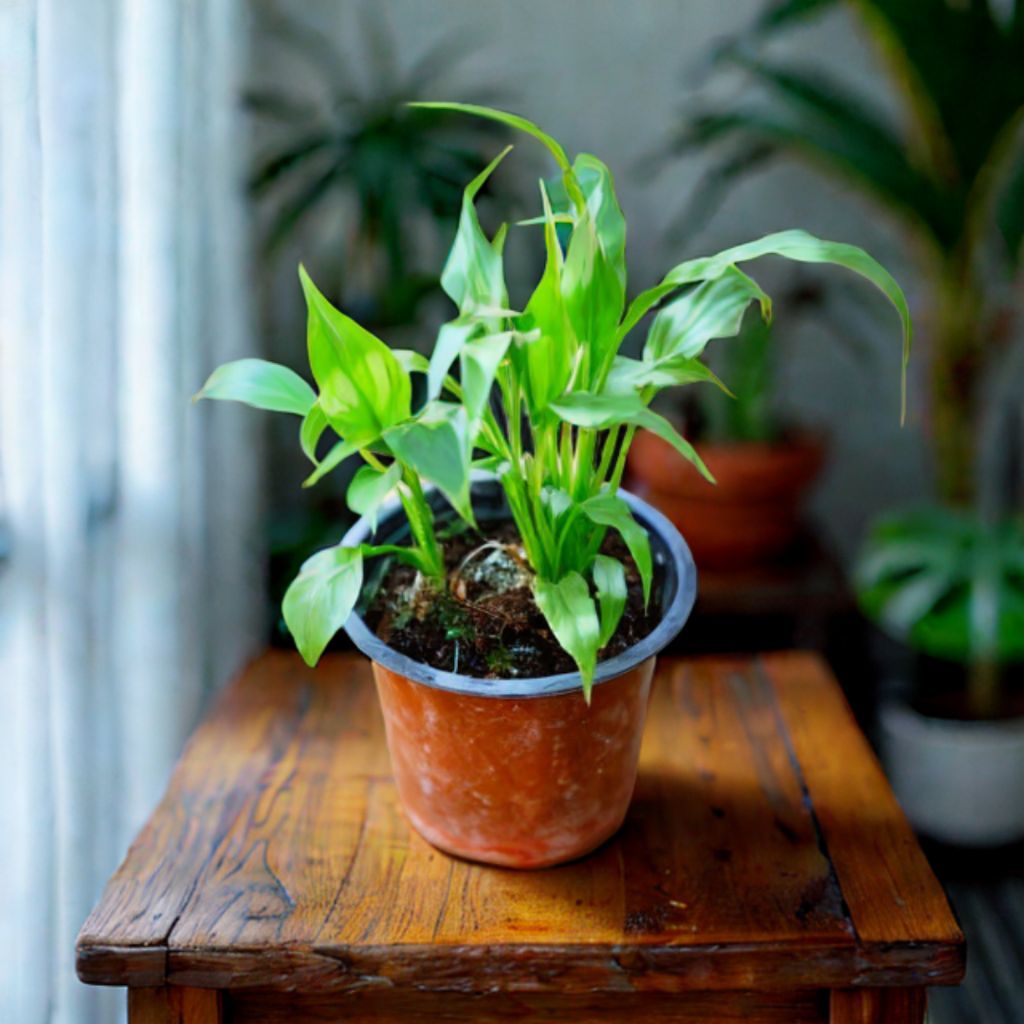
246 7 508 328
673 0 1024 708
198 103 910 698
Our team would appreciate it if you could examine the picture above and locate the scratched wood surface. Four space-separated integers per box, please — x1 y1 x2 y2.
77 651 963 998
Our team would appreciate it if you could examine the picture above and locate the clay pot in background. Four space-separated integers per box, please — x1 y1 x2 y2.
626 430 825 570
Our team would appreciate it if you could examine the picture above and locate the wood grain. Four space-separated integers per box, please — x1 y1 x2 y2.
829 987 926 1023
763 652 965 983
78 650 964 1004
128 986 222 1024
226 988 827 1023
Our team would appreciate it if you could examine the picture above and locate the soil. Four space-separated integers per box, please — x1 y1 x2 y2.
364 519 660 679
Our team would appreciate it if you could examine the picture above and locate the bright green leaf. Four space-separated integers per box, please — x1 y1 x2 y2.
580 492 652 604
283 544 363 666
440 145 513 316
302 438 357 488
347 462 402 531
533 572 601 698
299 265 411 446
645 266 771 362
550 392 715 484
460 331 512 426
384 401 474 524
592 554 627 648
195 358 316 416
300 401 329 463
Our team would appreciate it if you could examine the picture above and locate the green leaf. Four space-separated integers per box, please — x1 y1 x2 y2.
606 354 730 396
856 509 1024 663
550 392 715 484
561 211 625 387
300 402 329 463
410 101 573 171
283 544 364 666
513 180 575 414
383 401 474 524
630 230 912 419
428 315 481 401
412 102 587 212
460 331 512 426
299 265 411 446
580 492 652 604
645 266 771 362
194 358 316 416
440 145 513 315
592 554 627 648
393 349 430 375
302 438 358 488
574 153 627 289
533 572 601 698
347 462 402 531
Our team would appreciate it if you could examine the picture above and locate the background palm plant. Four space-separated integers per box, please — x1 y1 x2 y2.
246 6 509 328
673 0 1024 713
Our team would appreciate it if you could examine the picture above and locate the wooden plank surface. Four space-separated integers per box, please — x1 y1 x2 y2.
226 989 827 1023
77 650 964 996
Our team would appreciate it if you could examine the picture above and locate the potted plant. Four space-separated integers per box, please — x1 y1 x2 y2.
196 103 909 868
675 0 1024 844
626 301 826 568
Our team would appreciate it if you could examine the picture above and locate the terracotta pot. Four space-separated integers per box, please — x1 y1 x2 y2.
342 482 697 868
626 430 825 569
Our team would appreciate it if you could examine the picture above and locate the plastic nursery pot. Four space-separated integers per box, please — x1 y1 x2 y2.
626 429 825 569
342 480 697 869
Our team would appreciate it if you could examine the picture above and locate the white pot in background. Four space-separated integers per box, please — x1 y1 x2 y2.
879 701 1024 847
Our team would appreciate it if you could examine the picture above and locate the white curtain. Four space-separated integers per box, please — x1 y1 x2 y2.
0 2 263 1022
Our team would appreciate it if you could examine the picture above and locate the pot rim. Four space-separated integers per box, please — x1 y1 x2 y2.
341 481 697 698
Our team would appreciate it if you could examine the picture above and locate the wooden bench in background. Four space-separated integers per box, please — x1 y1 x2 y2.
77 651 964 1022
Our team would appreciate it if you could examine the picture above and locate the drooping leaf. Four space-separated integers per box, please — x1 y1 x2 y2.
383 401 474 524
533 571 601 698
592 554 627 648
347 462 402 531
623 230 911 418
644 267 771 362
194 358 316 416
605 354 730 397
410 101 573 171
580 492 652 603
299 265 411 446
283 544 364 666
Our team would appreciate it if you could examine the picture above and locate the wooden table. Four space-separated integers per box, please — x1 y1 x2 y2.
77 651 964 1023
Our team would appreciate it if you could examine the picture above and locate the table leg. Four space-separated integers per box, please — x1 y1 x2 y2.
128 987 223 1024
830 988 926 1023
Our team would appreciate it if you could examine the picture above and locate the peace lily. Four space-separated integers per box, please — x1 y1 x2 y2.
197 103 910 698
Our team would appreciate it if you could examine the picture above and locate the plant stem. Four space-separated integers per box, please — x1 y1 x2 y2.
931 255 983 507
398 467 444 579
967 657 1001 720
